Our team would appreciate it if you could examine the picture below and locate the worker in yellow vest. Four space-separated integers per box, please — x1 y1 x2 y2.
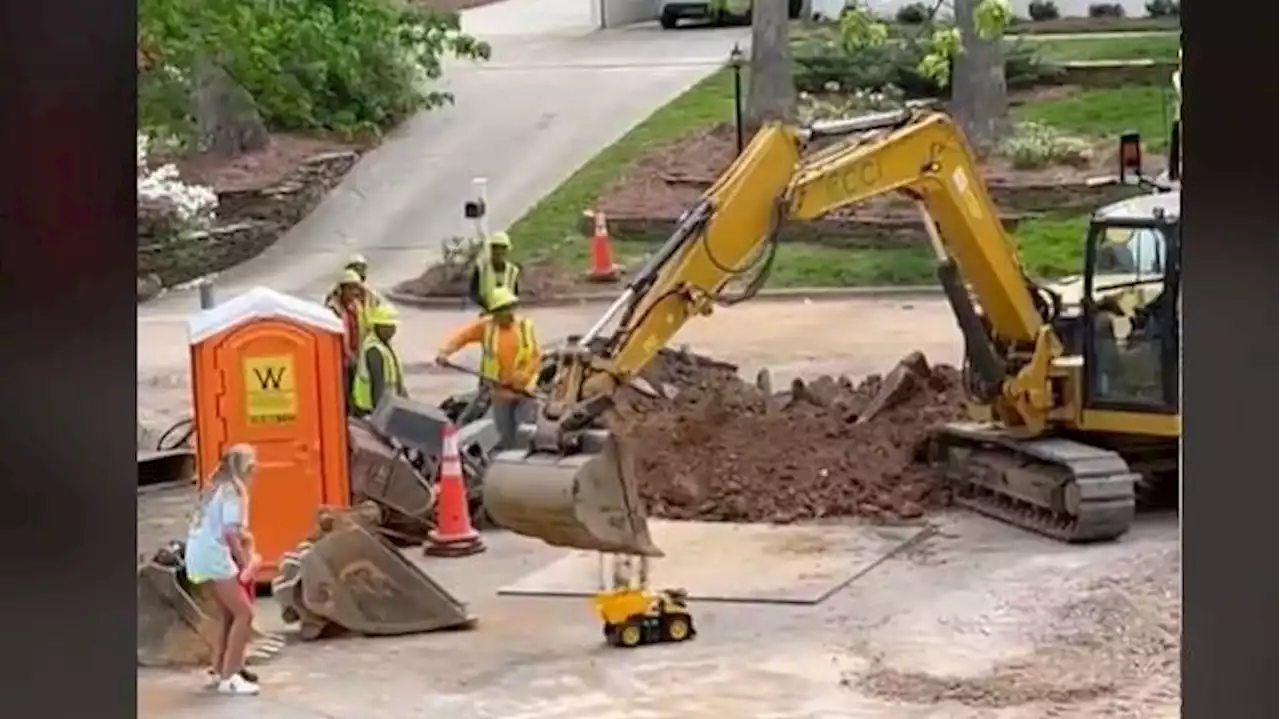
324 269 376 395
350 303 407 417
468 232 522 313
436 288 540 449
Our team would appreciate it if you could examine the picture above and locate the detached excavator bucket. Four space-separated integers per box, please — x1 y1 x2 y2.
271 510 475 641
482 431 664 558
136 544 284 668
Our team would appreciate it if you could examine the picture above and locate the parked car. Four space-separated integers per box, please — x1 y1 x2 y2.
659 0 804 30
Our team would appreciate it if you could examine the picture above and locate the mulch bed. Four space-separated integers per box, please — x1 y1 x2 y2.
394 259 584 302
173 133 361 193
596 115 1119 224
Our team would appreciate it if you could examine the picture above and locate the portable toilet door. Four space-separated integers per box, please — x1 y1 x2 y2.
186 287 351 582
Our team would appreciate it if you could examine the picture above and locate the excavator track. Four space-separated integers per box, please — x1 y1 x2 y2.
934 422 1138 543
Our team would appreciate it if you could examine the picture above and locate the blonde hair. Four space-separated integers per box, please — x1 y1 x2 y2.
190 443 257 528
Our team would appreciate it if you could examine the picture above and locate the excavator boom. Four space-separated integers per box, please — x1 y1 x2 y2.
483 105 1127 554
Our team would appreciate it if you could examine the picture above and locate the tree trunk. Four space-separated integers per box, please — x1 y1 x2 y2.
746 0 796 133
950 0 1010 156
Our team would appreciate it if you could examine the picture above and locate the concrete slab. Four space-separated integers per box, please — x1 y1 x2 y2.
498 520 927 605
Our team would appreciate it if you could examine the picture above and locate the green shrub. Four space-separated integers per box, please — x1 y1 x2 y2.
1144 0 1179 17
137 0 490 145
1027 0 1060 20
792 35 1059 97
1088 3 1126 17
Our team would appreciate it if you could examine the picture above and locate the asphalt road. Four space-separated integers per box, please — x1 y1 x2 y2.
139 4 749 316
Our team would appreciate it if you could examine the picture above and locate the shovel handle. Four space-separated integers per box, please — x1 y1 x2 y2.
440 359 543 400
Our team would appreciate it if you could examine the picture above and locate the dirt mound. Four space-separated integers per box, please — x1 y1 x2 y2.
612 349 967 524
394 259 576 301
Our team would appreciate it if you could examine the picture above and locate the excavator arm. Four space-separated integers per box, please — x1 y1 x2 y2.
483 106 1063 558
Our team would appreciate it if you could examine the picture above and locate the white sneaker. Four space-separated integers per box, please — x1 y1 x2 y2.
215 674 260 696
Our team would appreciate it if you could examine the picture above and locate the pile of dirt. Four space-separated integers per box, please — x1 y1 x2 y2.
394 259 577 301
611 348 968 524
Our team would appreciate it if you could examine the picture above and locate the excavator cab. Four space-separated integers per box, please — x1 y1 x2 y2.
1081 192 1180 414
1079 130 1180 414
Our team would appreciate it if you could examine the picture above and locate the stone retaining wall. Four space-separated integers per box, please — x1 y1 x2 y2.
1055 60 1178 89
137 150 359 291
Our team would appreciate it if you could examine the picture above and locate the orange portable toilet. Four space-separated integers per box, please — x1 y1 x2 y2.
186 287 351 582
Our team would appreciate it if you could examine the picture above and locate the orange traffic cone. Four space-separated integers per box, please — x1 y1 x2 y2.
585 210 620 283
425 422 485 557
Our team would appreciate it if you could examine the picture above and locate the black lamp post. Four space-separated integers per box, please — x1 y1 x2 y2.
729 43 745 156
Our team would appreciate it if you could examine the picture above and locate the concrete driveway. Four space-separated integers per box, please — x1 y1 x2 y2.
140 3 748 316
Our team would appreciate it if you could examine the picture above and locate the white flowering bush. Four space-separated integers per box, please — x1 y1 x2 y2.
997 122 1094 170
137 132 218 240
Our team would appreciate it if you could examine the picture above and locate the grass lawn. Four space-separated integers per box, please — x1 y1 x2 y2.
1021 33 1181 62
509 66 738 260
1014 85 1175 152
599 214 1091 289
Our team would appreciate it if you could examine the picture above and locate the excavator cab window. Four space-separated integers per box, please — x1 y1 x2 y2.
1081 215 1180 413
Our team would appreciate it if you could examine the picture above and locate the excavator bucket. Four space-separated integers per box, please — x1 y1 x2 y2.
270 510 475 641
482 430 664 558
347 419 436 545
136 544 284 668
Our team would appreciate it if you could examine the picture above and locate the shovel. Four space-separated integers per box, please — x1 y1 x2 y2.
438 359 545 400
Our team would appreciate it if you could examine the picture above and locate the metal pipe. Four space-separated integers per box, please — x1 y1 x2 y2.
198 279 215 309
730 45 745 155
807 108 913 139
578 288 636 346
472 177 490 240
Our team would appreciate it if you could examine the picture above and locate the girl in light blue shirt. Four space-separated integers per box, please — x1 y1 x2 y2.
184 444 261 696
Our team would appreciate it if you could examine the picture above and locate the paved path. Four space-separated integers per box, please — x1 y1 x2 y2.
140 3 748 317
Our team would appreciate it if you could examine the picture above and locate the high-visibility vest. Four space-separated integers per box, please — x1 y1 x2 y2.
476 257 520 310
480 317 537 390
350 336 404 412
329 298 374 355
326 288 378 349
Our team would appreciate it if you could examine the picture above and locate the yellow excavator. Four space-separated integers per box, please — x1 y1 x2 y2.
481 104 1181 622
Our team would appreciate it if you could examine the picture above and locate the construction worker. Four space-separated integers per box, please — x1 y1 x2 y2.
343 253 384 303
436 288 540 449
350 303 407 417
468 231 521 313
324 269 375 395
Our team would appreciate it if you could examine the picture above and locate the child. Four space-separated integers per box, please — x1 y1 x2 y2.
211 529 262 685
185 444 262 696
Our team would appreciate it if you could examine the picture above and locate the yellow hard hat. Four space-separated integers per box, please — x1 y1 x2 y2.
346 253 368 267
487 231 512 248
339 269 362 285
486 287 519 313
368 303 400 327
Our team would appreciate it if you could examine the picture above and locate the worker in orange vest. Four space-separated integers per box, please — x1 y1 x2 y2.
435 287 540 449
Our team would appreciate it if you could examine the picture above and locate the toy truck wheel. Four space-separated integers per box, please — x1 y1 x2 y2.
663 613 693 642
616 621 644 648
